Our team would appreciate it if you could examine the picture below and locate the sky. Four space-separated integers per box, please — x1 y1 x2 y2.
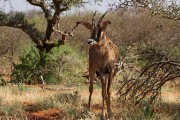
0 0 118 13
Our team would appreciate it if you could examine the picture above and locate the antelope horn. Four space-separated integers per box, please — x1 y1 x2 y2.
76 21 92 30
92 11 97 27
97 11 108 27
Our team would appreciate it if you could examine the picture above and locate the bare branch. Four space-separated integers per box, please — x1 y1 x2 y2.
53 28 69 36
27 0 52 19
113 0 180 20
117 48 180 106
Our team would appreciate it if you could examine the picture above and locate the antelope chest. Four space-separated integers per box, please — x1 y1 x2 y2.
89 42 117 74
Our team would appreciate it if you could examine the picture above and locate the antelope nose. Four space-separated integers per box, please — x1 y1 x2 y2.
87 39 96 45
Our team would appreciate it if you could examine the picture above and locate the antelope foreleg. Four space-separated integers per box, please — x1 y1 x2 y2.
88 72 95 110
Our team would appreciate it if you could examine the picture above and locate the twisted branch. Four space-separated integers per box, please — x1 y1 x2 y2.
117 48 180 106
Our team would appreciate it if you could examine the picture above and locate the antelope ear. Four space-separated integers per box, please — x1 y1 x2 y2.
101 21 111 31
77 21 92 30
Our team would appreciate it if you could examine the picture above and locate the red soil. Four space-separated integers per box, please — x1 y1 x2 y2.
28 108 62 120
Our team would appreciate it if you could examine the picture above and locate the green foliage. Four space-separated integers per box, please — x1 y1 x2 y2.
9 12 26 25
0 11 9 21
143 102 154 119
0 11 25 24
60 0 83 7
45 44 87 84
11 45 41 84
53 0 83 8
11 43 86 85
28 14 46 32
0 11 44 42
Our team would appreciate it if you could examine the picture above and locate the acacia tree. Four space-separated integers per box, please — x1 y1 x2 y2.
112 0 180 20
0 0 90 84
0 0 87 52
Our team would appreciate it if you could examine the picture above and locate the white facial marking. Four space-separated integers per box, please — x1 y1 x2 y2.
86 39 97 45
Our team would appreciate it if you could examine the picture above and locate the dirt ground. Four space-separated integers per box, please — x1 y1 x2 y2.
26 85 180 119
0 84 179 120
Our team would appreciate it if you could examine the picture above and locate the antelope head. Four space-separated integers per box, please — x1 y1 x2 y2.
77 11 111 45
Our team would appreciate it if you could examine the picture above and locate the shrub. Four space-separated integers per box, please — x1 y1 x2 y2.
11 43 86 85
11 45 41 84
45 44 87 85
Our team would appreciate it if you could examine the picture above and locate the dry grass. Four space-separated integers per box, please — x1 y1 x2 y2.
0 83 179 119
161 85 180 104
0 85 57 105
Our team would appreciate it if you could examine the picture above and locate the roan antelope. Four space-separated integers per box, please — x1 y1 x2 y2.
77 11 119 119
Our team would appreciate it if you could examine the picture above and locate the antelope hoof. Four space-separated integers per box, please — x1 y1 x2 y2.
108 113 112 119
107 110 112 119
88 107 91 111
100 115 105 120
88 104 91 111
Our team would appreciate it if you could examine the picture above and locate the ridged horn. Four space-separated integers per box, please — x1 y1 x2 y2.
97 11 108 27
92 11 97 27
